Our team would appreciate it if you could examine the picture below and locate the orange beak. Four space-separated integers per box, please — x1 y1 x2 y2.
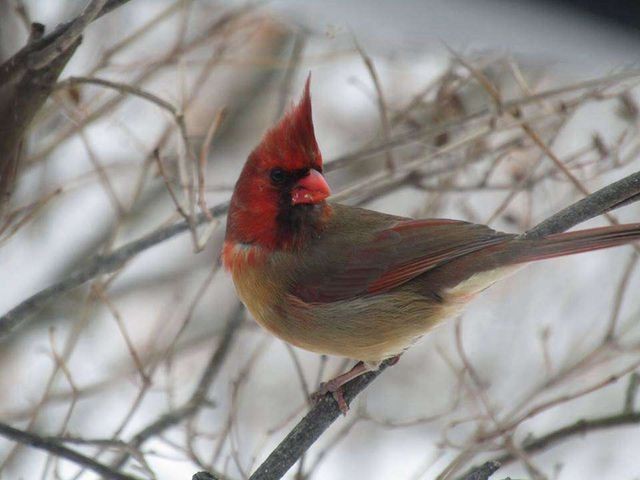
291 169 331 205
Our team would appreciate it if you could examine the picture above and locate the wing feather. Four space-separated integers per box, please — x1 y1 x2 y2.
292 216 513 303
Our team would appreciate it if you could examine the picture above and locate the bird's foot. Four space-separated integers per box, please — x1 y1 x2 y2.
311 361 371 415
312 379 349 414
311 357 402 414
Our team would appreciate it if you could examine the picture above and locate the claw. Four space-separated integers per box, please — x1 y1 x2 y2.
310 358 400 415
331 388 349 414
312 380 349 414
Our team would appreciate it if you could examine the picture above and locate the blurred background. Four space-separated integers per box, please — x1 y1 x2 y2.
1 1 640 479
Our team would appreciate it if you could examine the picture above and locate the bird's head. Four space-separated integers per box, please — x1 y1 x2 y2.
225 76 331 251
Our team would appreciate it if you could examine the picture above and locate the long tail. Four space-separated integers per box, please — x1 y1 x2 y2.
508 223 640 264
418 223 640 294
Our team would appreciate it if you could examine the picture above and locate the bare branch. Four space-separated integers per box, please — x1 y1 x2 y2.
485 410 640 471
0 0 133 212
624 371 640 413
247 360 394 480
274 33 306 121
522 170 640 239
354 39 396 170
0 202 229 340
199 108 227 219
459 461 502 480
0 421 142 480
110 305 244 471
26 0 107 70
325 69 640 173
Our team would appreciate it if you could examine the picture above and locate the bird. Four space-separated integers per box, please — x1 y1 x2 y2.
222 77 640 413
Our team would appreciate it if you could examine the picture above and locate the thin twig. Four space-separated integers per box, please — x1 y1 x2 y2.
274 33 306 120
605 254 639 340
624 372 640 413
198 108 227 220
92 284 151 384
325 69 640 173
110 305 244 470
154 148 191 220
56 76 191 154
354 39 396 170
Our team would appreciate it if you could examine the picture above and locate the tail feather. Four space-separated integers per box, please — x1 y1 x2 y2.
512 223 640 264
412 223 640 294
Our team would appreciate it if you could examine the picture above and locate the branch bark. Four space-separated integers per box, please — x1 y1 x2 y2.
0 0 132 214
522 169 640 239
0 421 141 480
248 360 394 480
0 202 228 340
458 410 640 479
459 461 502 480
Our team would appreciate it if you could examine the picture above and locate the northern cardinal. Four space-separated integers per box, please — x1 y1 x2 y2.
223 77 640 413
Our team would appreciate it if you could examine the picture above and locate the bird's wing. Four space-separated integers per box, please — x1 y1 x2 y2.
291 216 514 303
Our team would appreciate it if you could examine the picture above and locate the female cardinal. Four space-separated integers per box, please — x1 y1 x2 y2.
223 77 640 413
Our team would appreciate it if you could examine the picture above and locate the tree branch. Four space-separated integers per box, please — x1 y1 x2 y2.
193 473 223 480
522 170 640 239
247 360 393 480
0 421 142 480
25 0 107 70
456 409 640 479
459 461 502 480
0 202 228 340
0 0 133 213
0 305 242 478
324 69 640 174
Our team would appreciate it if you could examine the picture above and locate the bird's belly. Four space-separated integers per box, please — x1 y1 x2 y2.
282 292 463 363
227 259 423 361
231 263 519 364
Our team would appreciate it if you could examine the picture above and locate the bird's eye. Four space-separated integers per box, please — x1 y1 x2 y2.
270 168 287 184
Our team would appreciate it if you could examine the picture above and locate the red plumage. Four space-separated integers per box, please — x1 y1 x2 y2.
224 76 326 252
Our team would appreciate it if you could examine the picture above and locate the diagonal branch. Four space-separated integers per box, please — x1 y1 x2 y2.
522 170 640 239
0 202 229 340
457 409 640 479
25 0 108 70
324 69 640 174
0 421 142 480
247 360 394 480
